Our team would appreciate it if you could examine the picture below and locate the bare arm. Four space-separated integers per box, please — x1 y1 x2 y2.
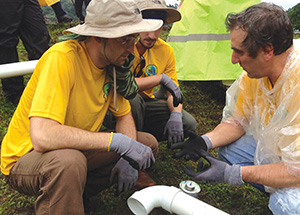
205 121 300 187
30 117 111 152
135 74 163 91
166 91 182 113
31 112 138 152
206 121 245 148
242 163 300 188
115 112 137 140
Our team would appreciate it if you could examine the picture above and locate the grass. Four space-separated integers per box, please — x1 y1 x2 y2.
0 23 271 214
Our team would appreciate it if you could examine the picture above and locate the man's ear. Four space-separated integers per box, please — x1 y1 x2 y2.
263 45 274 61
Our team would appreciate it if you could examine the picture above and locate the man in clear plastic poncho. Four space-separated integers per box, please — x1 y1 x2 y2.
171 3 300 214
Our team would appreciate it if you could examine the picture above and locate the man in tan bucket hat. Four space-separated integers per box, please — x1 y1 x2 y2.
1 0 163 214
130 0 197 147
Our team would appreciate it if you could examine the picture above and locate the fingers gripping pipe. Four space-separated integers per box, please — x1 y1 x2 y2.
127 185 230 215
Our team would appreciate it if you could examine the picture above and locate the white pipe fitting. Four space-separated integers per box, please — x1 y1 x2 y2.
0 60 37 78
127 185 230 215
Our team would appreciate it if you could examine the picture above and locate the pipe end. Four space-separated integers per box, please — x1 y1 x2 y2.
127 196 149 215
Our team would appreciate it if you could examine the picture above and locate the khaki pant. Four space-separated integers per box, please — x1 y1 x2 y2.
5 131 158 215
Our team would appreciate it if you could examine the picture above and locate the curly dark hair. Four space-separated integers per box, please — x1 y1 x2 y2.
225 3 293 58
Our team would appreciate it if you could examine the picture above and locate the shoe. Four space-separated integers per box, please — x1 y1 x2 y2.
58 15 72 23
134 170 156 190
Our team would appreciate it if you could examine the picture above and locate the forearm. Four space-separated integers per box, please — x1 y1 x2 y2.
30 117 111 152
135 74 162 91
167 93 182 112
206 122 245 148
115 112 137 140
242 162 300 188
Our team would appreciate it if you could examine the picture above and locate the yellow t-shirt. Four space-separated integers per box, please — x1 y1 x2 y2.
235 73 275 126
1 40 131 175
132 38 179 98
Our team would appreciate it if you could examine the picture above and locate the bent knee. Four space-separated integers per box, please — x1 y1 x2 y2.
183 112 197 132
129 94 145 111
269 188 300 214
137 132 159 157
45 149 87 175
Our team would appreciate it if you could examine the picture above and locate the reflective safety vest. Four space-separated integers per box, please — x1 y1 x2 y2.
168 0 260 81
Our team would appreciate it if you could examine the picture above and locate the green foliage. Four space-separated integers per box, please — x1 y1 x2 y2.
47 23 76 45
17 41 28 62
288 3 300 31
160 25 173 41
0 176 35 214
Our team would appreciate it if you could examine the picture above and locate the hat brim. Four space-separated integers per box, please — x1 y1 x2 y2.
142 8 181 24
63 19 163 38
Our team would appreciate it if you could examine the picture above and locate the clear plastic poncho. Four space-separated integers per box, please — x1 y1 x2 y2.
222 41 300 192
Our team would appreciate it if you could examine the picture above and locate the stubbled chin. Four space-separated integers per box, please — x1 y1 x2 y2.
143 41 154 48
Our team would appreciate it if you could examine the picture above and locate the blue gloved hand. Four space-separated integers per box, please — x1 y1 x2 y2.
109 158 138 194
184 150 244 186
163 112 184 148
160 74 183 107
109 133 155 170
171 130 212 161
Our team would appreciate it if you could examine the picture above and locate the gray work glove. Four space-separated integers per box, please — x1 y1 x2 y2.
163 112 184 148
160 73 183 107
109 158 138 194
109 133 155 170
184 150 244 186
171 130 212 161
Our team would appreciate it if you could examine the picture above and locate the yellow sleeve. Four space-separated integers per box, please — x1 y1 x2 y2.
29 50 75 124
108 93 131 117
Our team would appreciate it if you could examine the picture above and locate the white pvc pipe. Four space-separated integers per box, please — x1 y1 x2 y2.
0 60 38 78
127 185 230 215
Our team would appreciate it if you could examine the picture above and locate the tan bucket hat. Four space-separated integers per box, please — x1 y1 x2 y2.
63 0 163 38
138 0 181 24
